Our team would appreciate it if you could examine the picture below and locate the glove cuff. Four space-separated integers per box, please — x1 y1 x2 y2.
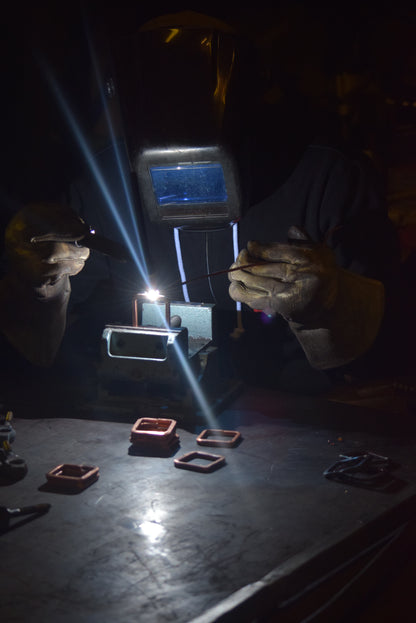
289 269 385 370
32 277 71 302
0 275 71 366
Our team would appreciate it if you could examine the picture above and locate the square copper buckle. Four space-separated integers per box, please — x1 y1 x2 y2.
46 464 99 491
130 418 178 448
196 429 241 448
174 451 225 473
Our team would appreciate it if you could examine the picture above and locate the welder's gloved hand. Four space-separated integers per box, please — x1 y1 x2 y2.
4 202 90 292
0 203 90 367
228 226 385 370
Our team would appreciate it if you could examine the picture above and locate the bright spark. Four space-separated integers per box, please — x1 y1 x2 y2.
36 48 150 288
142 288 164 302
38 36 218 431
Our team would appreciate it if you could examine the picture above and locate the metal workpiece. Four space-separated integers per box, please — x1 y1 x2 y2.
101 301 215 368
132 295 173 329
45 464 100 492
129 417 180 454
130 417 177 441
98 300 236 421
102 324 189 363
174 450 226 473
142 301 215 345
100 324 191 392
196 428 241 448
0 503 51 533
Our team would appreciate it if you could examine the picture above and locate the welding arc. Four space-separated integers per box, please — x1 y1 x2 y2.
180 262 267 286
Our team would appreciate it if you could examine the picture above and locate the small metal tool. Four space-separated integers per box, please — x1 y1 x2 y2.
0 503 51 532
132 293 172 328
130 417 179 455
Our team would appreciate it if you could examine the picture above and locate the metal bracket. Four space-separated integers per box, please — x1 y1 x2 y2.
102 325 188 362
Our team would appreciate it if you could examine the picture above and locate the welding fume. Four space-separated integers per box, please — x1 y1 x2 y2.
0 9 403 412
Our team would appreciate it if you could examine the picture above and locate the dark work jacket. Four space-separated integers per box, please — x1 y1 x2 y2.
0 139 402 403
68 138 401 393
142 143 398 386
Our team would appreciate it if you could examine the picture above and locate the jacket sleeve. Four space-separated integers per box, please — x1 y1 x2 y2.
310 147 407 376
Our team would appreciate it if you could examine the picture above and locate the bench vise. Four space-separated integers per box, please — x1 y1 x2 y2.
99 301 232 418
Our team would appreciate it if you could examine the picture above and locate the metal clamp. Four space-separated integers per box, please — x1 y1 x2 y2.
0 503 51 532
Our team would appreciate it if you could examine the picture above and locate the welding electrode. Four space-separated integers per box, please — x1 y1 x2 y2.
179 229 314 287
180 262 268 287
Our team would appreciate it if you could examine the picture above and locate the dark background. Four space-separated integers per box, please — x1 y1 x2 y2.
3 1 416 167
1 1 416 257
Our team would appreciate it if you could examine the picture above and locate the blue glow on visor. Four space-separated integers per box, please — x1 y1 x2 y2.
150 163 227 206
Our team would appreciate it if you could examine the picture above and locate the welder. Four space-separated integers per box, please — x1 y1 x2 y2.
102 10 400 391
0 9 404 393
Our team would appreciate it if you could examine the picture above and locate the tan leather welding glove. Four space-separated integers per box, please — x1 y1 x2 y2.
228 227 384 370
0 203 90 366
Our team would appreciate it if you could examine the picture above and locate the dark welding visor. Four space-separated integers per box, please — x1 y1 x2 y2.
112 11 249 229
136 146 242 228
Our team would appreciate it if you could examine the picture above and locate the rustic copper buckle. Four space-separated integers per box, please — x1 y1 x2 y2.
130 418 178 448
46 464 99 491
174 451 225 473
196 429 241 448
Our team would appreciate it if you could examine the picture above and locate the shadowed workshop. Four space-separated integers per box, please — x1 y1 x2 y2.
1 2 416 622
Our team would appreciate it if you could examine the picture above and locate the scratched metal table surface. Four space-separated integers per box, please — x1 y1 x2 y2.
2 388 416 623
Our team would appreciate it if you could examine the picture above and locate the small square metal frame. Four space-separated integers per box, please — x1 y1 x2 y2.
196 429 241 448
46 464 99 491
174 451 225 473
130 418 177 445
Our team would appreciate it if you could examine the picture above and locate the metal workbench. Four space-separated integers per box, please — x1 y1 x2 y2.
2 386 416 623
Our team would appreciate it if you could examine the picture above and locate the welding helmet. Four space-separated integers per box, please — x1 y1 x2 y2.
112 11 252 230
